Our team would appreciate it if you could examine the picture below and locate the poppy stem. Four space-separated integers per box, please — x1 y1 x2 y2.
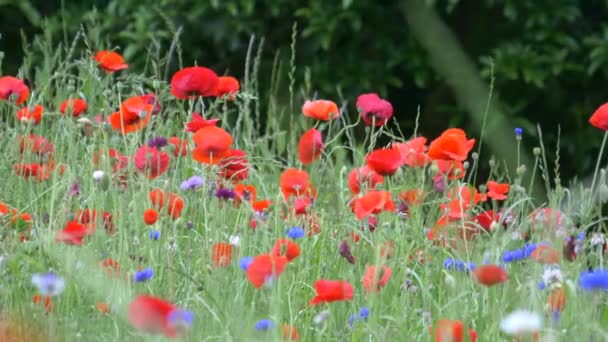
589 131 608 212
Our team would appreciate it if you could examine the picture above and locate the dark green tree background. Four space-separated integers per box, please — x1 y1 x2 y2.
1 0 608 182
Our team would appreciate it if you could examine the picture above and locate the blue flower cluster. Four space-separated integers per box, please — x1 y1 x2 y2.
443 258 476 272
501 243 538 263
348 307 370 327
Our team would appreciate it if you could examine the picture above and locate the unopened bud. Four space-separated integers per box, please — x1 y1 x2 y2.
533 147 541 156
471 152 478 160
599 184 608 204
462 161 469 170
488 158 496 168
516 165 527 176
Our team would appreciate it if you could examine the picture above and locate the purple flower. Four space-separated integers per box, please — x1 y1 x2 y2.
180 176 204 191
69 181 80 196
514 127 523 137
339 240 356 264
147 136 168 148
134 267 154 282
31 272 65 297
215 188 236 200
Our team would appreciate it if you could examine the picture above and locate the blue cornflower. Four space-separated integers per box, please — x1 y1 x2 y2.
254 319 275 331
455 260 465 271
240 257 254 271
523 243 537 257
511 249 524 261
538 281 546 290
467 262 476 272
286 226 305 239
577 231 585 241
168 309 194 329
134 267 154 282
31 272 65 297
443 258 454 270
579 270 608 291
348 313 359 327
502 251 514 263
149 230 160 240
359 307 369 320
514 127 523 137
180 176 204 191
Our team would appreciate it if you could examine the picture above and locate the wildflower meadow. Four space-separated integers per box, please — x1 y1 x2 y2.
1 26 608 342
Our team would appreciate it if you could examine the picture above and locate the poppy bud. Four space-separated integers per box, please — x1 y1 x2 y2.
599 184 608 204
533 147 541 156
516 165 527 176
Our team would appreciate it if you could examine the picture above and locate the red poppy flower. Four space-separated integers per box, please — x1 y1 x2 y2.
485 181 509 201
298 128 324 164
16 105 43 125
185 112 220 133
218 149 248 181
292 196 312 215
280 168 311 198
101 258 120 277
109 96 152 134
214 76 239 99
352 191 395 220
234 184 256 204
271 239 300 262
74 208 97 234
128 295 182 338
458 210 496 240
150 188 165 208
435 160 465 180
0 76 29 105
473 264 508 286
55 221 89 245
94 51 128 73
144 208 158 225
365 146 404 176
442 186 483 219
18 134 54 156
133 146 170 179
395 137 431 167
302 100 340 121
398 189 426 206
356 93 393 126
362 265 392 293
168 137 188 157
252 199 272 213
212 242 233 268
589 103 608 131
428 128 475 161
531 245 560 264
167 194 184 219
547 288 565 312
192 126 233 164
309 279 354 306
14 163 49 181
246 254 288 288
281 324 299 341
171 66 219 99
103 212 115 235
33 294 53 313
432 319 477 342
347 166 383 195
59 98 87 117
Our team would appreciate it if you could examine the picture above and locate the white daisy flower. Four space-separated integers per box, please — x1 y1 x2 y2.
500 310 542 336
